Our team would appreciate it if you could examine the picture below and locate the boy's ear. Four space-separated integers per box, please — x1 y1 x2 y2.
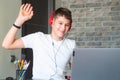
69 20 72 31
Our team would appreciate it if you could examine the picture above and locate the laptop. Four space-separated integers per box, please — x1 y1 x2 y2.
71 48 120 80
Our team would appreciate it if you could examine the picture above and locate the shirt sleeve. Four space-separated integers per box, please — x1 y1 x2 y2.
69 40 76 64
21 32 44 48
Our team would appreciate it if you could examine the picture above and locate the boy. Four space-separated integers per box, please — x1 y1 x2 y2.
2 3 75 80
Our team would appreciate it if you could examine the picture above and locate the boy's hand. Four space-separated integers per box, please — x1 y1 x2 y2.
15 3 34 26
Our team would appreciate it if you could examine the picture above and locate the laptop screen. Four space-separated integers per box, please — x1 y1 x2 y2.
71 48 120 80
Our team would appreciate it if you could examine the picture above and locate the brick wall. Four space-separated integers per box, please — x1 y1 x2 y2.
56 0 120 48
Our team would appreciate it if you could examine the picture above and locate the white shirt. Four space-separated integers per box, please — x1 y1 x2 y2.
21 32 75 80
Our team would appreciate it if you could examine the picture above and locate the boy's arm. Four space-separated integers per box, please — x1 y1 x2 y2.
2 3 33 49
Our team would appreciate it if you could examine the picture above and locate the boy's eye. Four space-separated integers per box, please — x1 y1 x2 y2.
65 24 70 27
59 23 62 25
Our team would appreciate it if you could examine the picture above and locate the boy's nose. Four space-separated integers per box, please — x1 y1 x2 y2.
61 25 66 31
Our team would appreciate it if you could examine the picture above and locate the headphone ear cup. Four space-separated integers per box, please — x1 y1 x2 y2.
49 11 55 26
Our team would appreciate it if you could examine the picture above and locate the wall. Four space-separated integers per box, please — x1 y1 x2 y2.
56 0 120 48
0 0 21 79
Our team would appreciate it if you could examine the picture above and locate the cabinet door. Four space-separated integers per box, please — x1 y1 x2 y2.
21 0 55 79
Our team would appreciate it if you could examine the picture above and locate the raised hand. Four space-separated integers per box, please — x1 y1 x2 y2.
15 3 34 26
2 3 34 49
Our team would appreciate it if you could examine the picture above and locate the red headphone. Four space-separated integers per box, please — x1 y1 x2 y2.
49 11 72 31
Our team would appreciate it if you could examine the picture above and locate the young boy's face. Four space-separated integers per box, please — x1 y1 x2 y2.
51 15 71 40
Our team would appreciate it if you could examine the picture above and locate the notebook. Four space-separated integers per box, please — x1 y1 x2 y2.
71 48 120 80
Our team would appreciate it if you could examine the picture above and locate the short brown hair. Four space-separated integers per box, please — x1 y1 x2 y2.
54 7 72 21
